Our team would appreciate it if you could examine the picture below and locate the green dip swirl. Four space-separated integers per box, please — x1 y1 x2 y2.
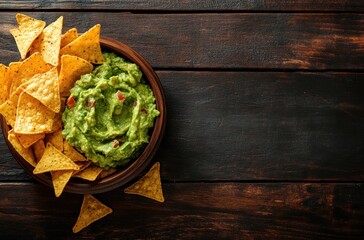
62 52 160 169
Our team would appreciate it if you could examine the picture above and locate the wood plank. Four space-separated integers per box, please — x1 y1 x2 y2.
0 0 363 11
0 182 363 239
1 71 364 181
0 13 364 69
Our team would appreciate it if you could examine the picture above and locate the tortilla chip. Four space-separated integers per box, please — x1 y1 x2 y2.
16 132 45 148
8 129 36 167
22 67 61 113
0 64 9 105
60 24 104 64
51 170 73 197
0 87 23 127
72 161 92 176
45 129 63 151
14 92 54 134
124 162 164 202
30 16 63 66
61 28 78 48
59 55 93 96
9 53 52 94
63 140 87 161
50 112 63 133
99 168 117 179
33 143 80 174
73 164 103 181
32 139 45 162
10 14 46 59
72 194 112 233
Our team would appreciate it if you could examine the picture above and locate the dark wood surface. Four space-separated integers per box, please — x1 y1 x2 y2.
0 2 364 239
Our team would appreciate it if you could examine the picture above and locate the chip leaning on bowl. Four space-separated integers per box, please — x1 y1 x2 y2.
62 52 160 169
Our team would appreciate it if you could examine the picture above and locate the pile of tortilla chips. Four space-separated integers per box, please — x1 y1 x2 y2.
0 14 164 234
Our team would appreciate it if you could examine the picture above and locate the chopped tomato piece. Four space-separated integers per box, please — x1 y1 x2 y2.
116 92 125 102
66 96 75 108
113 139 119 148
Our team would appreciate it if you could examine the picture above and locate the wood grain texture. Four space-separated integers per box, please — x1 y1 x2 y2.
0 182 363 239
1 71 364 181
0 0 363 11
0 13 363 69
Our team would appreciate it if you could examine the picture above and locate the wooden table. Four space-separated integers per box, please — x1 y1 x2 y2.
1 1 364 239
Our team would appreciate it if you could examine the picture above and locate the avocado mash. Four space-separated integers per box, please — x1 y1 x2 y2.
62 52 160 169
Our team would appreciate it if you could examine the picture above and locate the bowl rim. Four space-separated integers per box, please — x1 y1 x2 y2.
0 36 167 194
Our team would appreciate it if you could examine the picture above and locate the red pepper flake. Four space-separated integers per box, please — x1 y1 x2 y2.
116 92 125 102
113 139 119 148
141 108 147 114
66 96 76 108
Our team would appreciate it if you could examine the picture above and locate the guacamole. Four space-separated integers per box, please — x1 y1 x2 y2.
62 52 160 169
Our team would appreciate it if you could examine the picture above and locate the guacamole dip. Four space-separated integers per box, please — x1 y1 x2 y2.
62 52 160 169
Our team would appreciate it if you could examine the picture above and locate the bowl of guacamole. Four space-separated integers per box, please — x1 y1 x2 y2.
65 37 166 193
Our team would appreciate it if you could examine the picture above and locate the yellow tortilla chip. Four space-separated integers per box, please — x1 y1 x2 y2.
14 92 54 134
51 170 73 197
45 129 63 151
60 24 104 64
9 53 52 94
30 16 63 66
0 87 23 127
50 112 63 133
63 140 87 161
8 129 36 167
33 143 80 174
16 132 45 148
72 161 92 176
98 168 117 179
72 194 112 233
10 14 46 59
32 139 45 162
61 28 78 48
22 67 61 113
59 55 93 96
73 164 103 181
124 162 164 202
0 64 9 105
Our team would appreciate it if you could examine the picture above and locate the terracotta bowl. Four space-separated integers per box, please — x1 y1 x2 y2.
1 37 166 194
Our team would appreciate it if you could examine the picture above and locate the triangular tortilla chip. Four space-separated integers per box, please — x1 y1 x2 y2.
73 164 103 181
45 129 63 151
61 28 78 48
14 92 54 134
72 194 113 233
10 14 46 59
16 132 45 148
32 139 45 162
33 143 80 174
63 140 87 161
60 24 104 64
50 112 63 133
0 87 23 127
22 67 61 113
0 64 9 105
124 162 164 202
99 168 117 179
8 129 36 167
59 55 93 96
30 16 63 66
72 161 92 176
51 170 73 197
9 53 52 95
